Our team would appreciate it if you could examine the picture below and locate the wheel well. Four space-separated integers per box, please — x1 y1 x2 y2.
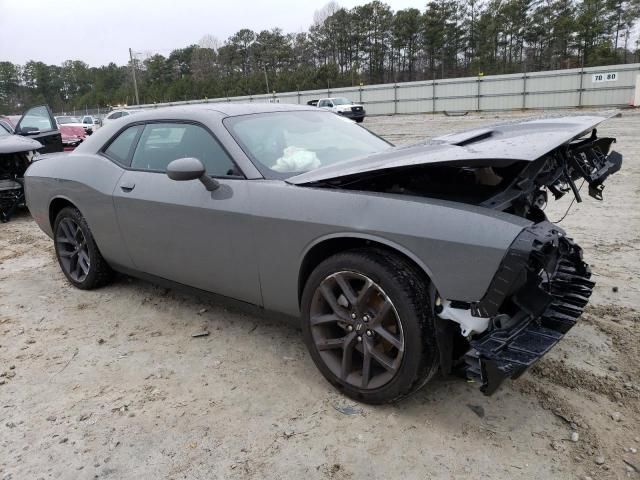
49 198 76 229
298 237 432 308
298 237 462 377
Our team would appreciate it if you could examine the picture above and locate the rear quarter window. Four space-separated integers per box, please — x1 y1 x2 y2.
103 125 143 166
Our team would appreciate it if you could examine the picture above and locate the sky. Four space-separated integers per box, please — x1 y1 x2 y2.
0 0 420 66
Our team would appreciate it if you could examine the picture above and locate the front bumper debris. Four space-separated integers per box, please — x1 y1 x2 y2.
465 221 594 394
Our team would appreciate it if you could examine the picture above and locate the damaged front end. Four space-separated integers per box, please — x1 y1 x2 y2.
289 113 623 394
461 221 593 394
430 125 620 394
433 124 620 394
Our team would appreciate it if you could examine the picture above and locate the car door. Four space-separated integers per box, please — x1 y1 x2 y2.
111 121 262 306
15 105 63 153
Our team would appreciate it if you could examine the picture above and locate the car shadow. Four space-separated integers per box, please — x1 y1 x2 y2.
105 271 543 428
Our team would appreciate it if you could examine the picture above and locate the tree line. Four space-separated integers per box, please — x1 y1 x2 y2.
1 0 638 113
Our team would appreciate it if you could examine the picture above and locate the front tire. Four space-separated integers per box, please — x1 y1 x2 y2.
53 207 113 289
301 248 439 404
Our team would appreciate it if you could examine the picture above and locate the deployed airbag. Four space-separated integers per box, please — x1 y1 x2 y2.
272 146 321 173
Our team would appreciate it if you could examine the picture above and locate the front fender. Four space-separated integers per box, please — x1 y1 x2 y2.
300 231 439 290
250 181 531 317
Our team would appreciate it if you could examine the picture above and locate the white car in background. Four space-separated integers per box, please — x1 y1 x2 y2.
81 115 101 131
102 109 141 125
56 115 94 134
309 97 366 123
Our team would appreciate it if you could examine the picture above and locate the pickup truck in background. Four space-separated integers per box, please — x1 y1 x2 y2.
307 97 366 123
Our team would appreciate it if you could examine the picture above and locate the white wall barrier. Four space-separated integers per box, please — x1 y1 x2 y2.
130 63 640 115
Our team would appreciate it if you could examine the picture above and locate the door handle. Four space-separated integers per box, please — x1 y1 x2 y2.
120 182 135 192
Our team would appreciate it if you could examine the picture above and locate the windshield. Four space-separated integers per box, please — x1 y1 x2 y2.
225 111 391 178
331 98 351 105
57 116 80 124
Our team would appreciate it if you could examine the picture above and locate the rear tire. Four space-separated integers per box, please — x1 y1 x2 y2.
301 248 439 404
53 207 113 289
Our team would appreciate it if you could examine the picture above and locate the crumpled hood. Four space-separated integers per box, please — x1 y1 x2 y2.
0 134 43 155
287 114 616 185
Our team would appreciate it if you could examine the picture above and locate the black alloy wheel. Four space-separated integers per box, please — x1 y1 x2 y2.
56 216 91 283
309 271 405 390
54 207 113 289
301 248 439 404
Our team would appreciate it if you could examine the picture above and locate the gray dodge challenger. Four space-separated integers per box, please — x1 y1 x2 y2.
24 104 622 403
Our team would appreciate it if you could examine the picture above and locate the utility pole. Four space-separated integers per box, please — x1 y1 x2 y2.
263 66 270 95
129 48 140 105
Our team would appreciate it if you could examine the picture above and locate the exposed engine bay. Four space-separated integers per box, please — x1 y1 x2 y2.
315 130 622 222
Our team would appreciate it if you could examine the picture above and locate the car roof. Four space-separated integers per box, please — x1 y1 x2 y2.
73 102 328 157
122 102 317 119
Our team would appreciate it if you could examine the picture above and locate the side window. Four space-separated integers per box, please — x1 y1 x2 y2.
318 100 326 107
103 125 143 166
130 123 238 177
108 112 122 120
19 106 55 132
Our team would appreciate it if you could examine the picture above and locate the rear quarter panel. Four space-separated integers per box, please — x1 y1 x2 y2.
25 153 132 268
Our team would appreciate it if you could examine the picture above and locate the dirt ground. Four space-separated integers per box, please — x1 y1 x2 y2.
1 109 639 480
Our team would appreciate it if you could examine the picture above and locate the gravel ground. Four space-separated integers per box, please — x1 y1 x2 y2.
1 109 639 480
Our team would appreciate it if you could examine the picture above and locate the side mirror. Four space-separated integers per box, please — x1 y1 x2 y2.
18 127 41 136
166 157 219 191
